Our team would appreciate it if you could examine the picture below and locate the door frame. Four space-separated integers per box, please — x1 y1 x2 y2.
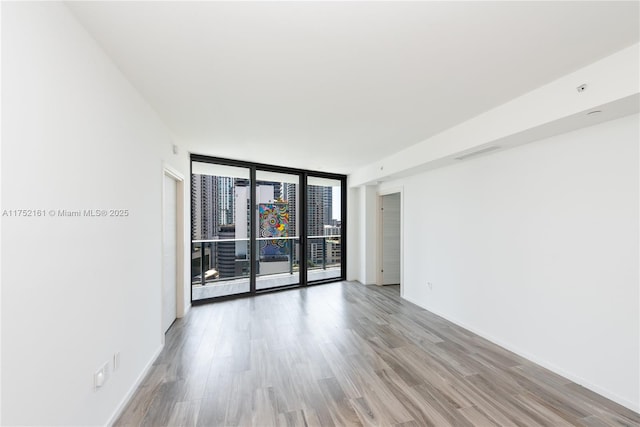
377 187 404 295
161 164 185 341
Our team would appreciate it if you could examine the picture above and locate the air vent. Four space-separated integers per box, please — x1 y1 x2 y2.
454 146 501 161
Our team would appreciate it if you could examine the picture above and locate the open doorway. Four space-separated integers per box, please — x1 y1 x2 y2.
378 191 402 289
162 167 185 334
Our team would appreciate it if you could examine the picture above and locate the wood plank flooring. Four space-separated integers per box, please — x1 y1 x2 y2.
114 282 640 427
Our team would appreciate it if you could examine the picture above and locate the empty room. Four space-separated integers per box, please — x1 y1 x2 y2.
1 1 638 426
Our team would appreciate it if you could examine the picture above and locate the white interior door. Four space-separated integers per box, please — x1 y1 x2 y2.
382 193 401 285
162 174 178 332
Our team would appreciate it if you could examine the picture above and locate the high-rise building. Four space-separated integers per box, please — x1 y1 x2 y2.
323 186 332 226
217 176 234 227
258 180 282 201
307 185 333 264
191 174 215 240
307 185 332 237
192 175 244 240
283 182 297 237
217 224 237 278
324 223 341 265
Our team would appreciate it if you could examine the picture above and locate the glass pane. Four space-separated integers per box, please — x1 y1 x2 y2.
255 170 300 290
191 162 251 300
306 177 342 282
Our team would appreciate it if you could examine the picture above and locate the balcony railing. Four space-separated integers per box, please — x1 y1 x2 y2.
191 235 341 299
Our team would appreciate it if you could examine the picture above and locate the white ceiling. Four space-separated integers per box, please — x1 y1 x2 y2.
67 1 639 174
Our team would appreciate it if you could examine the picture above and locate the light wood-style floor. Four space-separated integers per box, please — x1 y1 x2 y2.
115 282 639 427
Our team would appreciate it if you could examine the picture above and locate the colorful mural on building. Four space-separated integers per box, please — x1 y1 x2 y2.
259 202 289 258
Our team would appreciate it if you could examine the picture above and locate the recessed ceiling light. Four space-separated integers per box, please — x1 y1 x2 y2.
587 110 602 115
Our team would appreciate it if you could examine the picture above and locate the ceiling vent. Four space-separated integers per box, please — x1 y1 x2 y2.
454 146 501 161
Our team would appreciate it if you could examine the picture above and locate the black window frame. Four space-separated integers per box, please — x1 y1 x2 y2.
190 154 347 304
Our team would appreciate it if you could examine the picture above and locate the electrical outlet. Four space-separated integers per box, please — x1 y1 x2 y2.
94 361 110 390
113 352 120 371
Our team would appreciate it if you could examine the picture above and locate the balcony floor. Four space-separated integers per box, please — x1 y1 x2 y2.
192 267 341 300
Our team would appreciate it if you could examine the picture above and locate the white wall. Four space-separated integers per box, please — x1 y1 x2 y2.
391 114 639 411
1 2 189 425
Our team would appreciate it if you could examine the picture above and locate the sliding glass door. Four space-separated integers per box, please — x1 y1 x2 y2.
191 156 345 302
191 162 251 300
255 170 300 290
306 176 343 283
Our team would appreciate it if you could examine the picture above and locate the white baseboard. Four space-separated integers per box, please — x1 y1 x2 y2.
401 294 639 414
106 344 164 426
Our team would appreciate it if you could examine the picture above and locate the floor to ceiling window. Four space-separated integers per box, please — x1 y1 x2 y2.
306 176 343 283
191 162 252 299
191 155 346 302
255 169 300 290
